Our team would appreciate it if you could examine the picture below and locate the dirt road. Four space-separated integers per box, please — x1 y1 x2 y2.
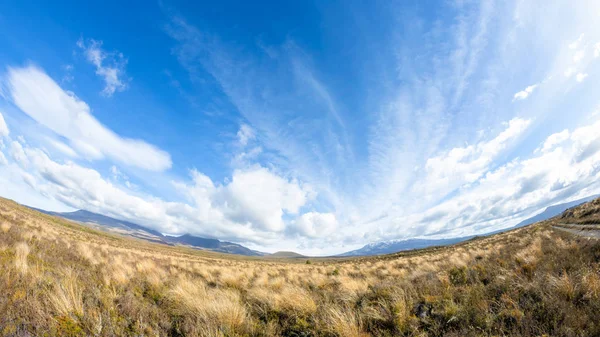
553 225 600 239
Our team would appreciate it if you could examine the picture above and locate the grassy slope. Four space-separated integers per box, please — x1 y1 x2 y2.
1 197 600 336
559 197 600 224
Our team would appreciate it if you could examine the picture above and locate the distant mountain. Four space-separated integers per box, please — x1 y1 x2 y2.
339 237 472 257
512 194 600 228
39 209 165 236
268 251 306 258
31 207 265 256
166 234 264 256
340 194 600 257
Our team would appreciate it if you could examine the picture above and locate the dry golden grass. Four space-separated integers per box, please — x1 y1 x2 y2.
48 267 84 316
169 276 248 331
1 197 600 336
0 222 11 233
14 241 29 274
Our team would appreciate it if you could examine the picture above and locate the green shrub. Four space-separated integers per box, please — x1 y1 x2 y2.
448 267 468 286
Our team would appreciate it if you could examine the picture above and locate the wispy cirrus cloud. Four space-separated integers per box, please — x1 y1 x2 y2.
77 38 129 96
0 111 8 138
2 0 600 255
160 0 600 249
513 84 538 101
5 65 171 171
165 17 353 210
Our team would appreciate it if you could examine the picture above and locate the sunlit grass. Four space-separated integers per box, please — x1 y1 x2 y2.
0 197 599 336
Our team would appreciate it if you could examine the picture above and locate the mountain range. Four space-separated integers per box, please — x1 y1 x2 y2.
340 194 599 256
30 194 598 257
31 208 265 256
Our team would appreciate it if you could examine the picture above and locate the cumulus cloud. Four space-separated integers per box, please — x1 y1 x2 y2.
2 135 322 244
179 166 312 233
539 129 569 153
1 140 315 244
293 212 337 238
77 38 128 96
6 66 171 171
222 168 309 231
512 84 538 101
576 73 588 82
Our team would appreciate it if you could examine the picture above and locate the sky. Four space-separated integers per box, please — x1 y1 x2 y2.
0 0 600 255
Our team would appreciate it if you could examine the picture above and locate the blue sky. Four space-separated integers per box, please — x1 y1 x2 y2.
1 0 600 255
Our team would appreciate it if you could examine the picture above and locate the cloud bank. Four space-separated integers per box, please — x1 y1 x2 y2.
6 66 171 171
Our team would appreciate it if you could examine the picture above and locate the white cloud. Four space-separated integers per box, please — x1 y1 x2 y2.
165 17 353 217
573 50 585 63
564 67 576 77
0 111 9 138
594 43 600 58
110 165 129 181
6 65 172 171
231 146 262 168
110 165 120 177
61 64 74 83
71 139 104 160
293 212 337 238
77 38 128 96
220 167 310 231
576 73 588 82
236 124 255 146
2 0 595 255
512 84 538 101
423 118 531 197
164 1 600 250
179 166 311 233
568 33 584 49
46 138 78 158
2 138 320 243
0 152 7 166
390 118 600 240
539 129 569 153
9 141 28 167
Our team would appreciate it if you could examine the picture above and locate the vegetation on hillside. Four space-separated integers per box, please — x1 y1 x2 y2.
1 197 599 336
560 197 600 224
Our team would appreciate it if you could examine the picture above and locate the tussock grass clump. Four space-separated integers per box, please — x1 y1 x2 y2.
0 222 11 233
14 241 29 273
169 276 248 333
1 197 600 336
48 268 84 316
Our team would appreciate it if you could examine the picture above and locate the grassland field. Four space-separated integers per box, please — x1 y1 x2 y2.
1 197 600 336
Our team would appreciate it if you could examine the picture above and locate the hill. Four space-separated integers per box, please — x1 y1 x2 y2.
560 196 600 223
31 207 265 256
512 194 600 228
267 251 306 258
